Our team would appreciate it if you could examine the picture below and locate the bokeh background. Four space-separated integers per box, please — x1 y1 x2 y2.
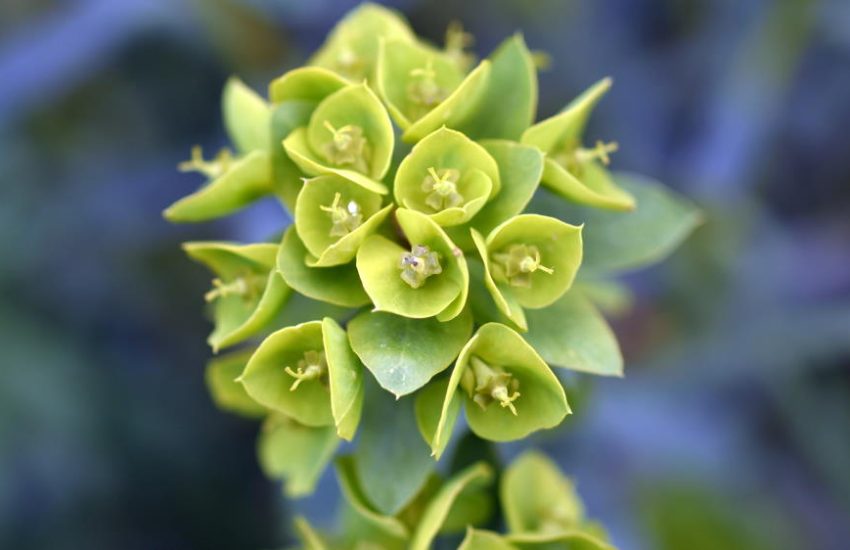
1 0 849 548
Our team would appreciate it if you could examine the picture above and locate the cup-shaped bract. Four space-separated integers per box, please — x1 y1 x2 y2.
295 174 392 267
521 78 635 211
309 2 416 82
356 209 469 320
475 215 583 312
183 242 291 352
205 348 266 418
431 323 568 456
394 128 499 227
284 83 394 194
240 318 364 440
269 66 350 106
377 39 491 143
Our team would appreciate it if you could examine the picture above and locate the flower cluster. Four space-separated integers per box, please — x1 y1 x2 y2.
168 4 698 548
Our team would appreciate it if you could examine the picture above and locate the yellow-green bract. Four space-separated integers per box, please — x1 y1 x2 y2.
166 3 700 545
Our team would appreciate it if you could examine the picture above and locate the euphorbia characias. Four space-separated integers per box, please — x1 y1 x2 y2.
166 3 700 548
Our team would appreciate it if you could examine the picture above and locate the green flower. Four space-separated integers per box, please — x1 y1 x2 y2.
356 208 469 320
294 174 393 267
309 2 416 81
183 241 291 352
377 38 491 143
283 83 394 194
470 214 582 329
521 78 635 211
240 318 364 440
424 323 569 458
394 127 500 227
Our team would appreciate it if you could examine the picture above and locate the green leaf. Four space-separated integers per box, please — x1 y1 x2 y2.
335 455 410 540
409 462 494 550
322 317 364 440
309 2 416 81
356 209 468 320
401 60 491 143
240 321 333 427
501 450 585 534
394 127 500 226
277 227 370 307
294 174 389 266
355 379 435 515
348 307 473 397
257 415 339 497
529 172 701 275
454 34 537 141
223 77 271 154
269 66 349 105
271 101 313 211
466 258 526 332
459 529 517 550
205 348 266 418
415 375 461 460
485 214 583 309
438 323 569 443
541 157 636 212
164 150 273 222
524 289 623 377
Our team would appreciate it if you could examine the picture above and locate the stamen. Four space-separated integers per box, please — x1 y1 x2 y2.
178 146 233 179
574 140 619 166
322 120 370 174
319 192 363 237
204 275 264 302
553 139 619 175
407 58 448 118
284 350 327 391
421 167 463 211
492 244 554 288
466 356 521 416
399 244 442 289
444 21 475 71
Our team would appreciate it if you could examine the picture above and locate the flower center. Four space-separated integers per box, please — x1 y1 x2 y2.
322 120 370 174
444 21 475 71
421 167 463 211
204 273 265 303
320 192 363 237
284 350 328 391
492 244 554 288
335 44 364 79
178 145 233 179
463 356 521 416
407 59 448 118
399 244 442 289
553 139 619 175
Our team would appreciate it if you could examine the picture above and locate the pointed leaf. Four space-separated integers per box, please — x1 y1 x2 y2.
335 455 410 540
348 307 473 397
322 318 364 440
459 529 517 550
524 290 623 376
271 100 313 211
223 77 271 154
415 375 462 459
355 379 435 514
541 158 635 211
454 34 538 140
258 415 339 497
529 172 701 275
471 228 527 330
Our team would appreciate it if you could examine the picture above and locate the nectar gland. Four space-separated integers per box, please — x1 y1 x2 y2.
421 167 463 211
399 244 442 289
322 120 370 174
204 272 264 303
178 145 233 179
463 356 521 416
492 243 554 288
320 192 363 237
284 350 328 391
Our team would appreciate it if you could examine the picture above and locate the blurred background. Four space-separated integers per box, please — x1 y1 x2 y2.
1 0 848 548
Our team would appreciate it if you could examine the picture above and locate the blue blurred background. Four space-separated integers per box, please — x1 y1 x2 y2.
1 0 848 548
